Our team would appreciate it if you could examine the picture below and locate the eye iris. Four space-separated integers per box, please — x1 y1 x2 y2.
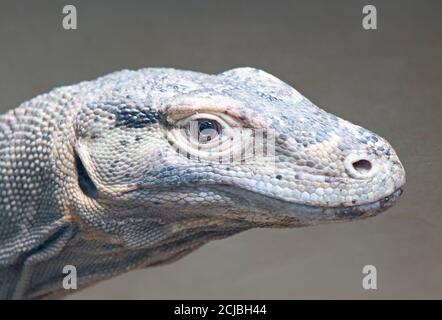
198 120 215 133
197 120 220 142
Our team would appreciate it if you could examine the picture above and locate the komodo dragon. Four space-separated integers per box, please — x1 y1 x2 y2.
0 67 405 299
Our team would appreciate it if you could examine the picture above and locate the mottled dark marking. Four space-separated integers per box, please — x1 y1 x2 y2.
112 107 158 128
110 160 119 168
358 127 366 136
238 113 246 121
257 91 281 102
276 174 282 180
306 161 315 167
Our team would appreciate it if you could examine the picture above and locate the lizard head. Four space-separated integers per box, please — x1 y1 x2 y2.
72 67 405 249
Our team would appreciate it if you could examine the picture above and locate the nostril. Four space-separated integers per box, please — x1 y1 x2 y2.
352 159 372 173
345 154 376 178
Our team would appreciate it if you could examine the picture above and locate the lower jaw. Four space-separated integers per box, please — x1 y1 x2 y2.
325 187 404 221
267 187 404 227
213 185 404 225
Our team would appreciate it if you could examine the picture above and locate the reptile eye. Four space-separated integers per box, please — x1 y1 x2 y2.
167 112 244 161
190 119 222 144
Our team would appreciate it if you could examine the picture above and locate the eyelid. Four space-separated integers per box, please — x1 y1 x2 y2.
164 105 244 126
176 112 238 130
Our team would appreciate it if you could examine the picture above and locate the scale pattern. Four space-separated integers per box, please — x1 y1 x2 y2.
0 67 405 299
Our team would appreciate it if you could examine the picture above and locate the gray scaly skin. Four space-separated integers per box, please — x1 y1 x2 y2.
0 67 405 299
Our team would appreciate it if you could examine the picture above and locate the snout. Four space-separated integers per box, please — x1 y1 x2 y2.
342 134 406 207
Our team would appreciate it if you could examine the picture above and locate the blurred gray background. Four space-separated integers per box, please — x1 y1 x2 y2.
0 0 441 299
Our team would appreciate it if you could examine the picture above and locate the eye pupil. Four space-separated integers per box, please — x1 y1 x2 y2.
198 121 215 132
194 119 221 143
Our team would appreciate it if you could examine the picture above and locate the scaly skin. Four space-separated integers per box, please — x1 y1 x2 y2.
0 67 405 299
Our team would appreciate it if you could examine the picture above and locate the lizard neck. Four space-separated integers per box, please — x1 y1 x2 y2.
0 94 77 299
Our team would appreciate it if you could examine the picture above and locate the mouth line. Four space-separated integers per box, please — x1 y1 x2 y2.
125 181 404 222
213 185 404 222
324 187 404 220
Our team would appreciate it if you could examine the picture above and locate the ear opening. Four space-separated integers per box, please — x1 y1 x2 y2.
75 152 98 199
